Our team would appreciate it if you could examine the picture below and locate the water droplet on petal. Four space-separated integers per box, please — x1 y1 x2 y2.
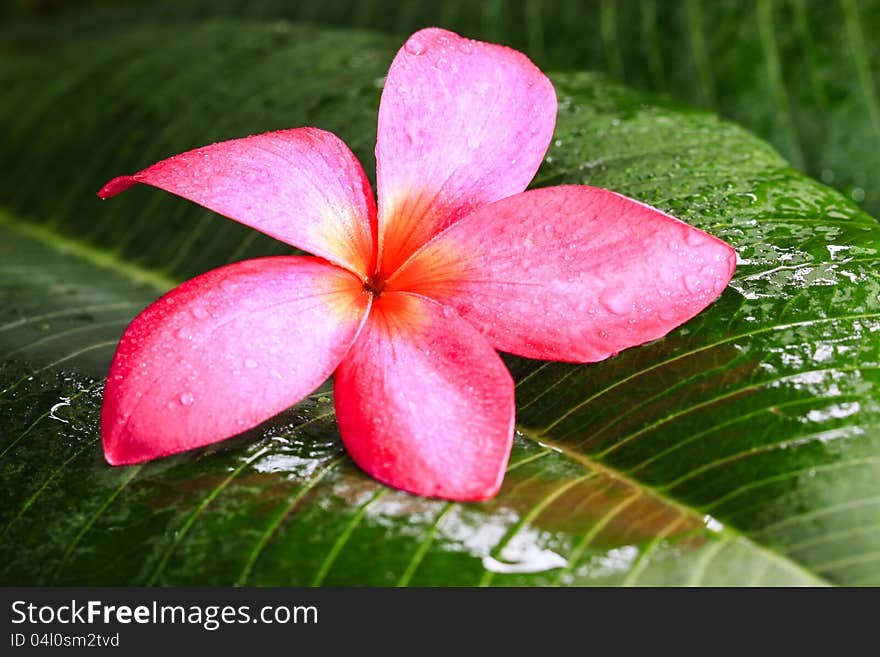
599 288 631 316
404 34 427 55
684 274 703 294
245 358 258 369
175 327 190 340
457 40 474 54
179 392 194 406
191 306 208 319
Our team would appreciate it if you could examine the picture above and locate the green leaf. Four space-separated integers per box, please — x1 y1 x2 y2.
2 19 879 586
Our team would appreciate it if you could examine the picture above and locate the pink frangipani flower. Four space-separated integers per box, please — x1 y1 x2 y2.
98 28 736 501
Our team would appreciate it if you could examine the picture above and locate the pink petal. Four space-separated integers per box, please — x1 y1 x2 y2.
102 257 371 465
334 292 514 501
98 128 377 277
375 27 557 275
389 186 737 362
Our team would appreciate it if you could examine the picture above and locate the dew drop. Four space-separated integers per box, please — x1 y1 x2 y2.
175 327 190 340
599 289 631 316
684 274 703 293
179 392 194 406
457 40 474 54
191 306 208 319
245 358 258 369
404 34 427 55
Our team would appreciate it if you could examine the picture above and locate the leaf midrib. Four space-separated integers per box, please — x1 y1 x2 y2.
0 205 834 585
516 428 832 586
0 209 177 293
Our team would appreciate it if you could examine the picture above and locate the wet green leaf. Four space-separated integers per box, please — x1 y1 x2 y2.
1 19 878 586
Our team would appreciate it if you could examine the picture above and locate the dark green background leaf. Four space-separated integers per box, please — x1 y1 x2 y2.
2 17 879 585
7 0 878 218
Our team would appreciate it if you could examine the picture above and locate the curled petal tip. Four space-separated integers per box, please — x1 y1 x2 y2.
98 176 138 199
102 445 138 467
102 447 122 467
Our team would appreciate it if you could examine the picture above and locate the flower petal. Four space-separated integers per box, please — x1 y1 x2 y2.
102 257 370 465
334 291 514 501
389 185 737 362
375 27 557 275
98 128 377 277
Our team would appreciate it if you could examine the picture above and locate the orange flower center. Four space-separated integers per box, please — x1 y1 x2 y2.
363 274 388 297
